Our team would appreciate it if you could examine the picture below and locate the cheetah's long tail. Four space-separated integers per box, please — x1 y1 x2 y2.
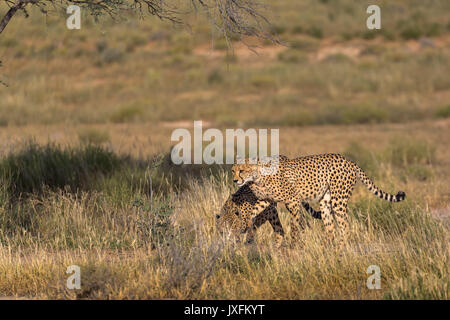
354 164 406 202
301 202 322 219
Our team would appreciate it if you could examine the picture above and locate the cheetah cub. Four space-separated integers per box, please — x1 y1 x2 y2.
231 154 406 248
216 184 321 247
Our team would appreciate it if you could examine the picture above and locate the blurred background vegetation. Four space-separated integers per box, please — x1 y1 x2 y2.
0 0 449 299
0 0 449 127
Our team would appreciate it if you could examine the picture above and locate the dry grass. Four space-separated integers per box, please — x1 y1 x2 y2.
0 120 447 299
0 174 447 299
0 0 449 300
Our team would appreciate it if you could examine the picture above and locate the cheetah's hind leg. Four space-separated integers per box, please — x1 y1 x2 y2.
319 190 336 244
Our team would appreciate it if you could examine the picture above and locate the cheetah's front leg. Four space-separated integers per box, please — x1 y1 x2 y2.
246 204 285 248
245 212 267 244
266 206 285 248
246 199 272 228
285 201 306 242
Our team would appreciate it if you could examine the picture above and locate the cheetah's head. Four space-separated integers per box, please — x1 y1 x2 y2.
232 156 285 187
231 160 260 187
216 200 246 236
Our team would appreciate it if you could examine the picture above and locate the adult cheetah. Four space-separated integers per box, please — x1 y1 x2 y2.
231 154 406 247
216 184 321 247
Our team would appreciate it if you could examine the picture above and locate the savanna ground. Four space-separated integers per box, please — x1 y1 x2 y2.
0 0 449 299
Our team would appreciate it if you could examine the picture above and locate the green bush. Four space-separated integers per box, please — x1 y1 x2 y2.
250 75 277 89
207 69 223 84
291 25 304 34
289 38 319 52
317 105 387 125
322 53 353 64
2 37 18 47
306 26 323 39
361 30 377 40
126 35 147 52
435 105 450 118
400 25 423 40
341 104 387 124
0 143 123 196
110 105 145 123
96 40 108 53
424 22 441 37
277 49 309 63
213 38 229 51
98 48 124 65
272 25 287 35
276 110 315 127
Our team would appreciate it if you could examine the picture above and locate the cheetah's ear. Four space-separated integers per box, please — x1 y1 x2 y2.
258 157 280 176
248 156 258 165
259 154 280 166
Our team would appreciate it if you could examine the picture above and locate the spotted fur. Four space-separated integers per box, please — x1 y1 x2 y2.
216 184 321 246
231 154 406 247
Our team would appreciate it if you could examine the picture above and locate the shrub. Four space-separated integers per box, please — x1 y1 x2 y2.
322 53 353 64
360 44 385 56
207 69 223 84
361 30 377 40
289 38 319 52
381 30 396 41
277 110 315 127
435 105 450 118
110 105 145 123
341 104 387 124
98 48 124 65
291 25 304 34
341 32 356 41
224 53 238 64
317 104 387 125
424 22 441 37
214 38 229 51
2 38 18 47
0 142 123 196
277 49 309 64
96 40 108 53
306 26 323 39
272 25 287 35
250 75 277 89
126 35 147 52
400 25 423 40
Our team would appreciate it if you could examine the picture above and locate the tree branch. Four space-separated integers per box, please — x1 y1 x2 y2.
0 0 276 43
0 0 39 34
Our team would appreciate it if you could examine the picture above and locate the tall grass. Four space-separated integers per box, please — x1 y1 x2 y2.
0 142 123 196
0 140 447 299
0 175 447 299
